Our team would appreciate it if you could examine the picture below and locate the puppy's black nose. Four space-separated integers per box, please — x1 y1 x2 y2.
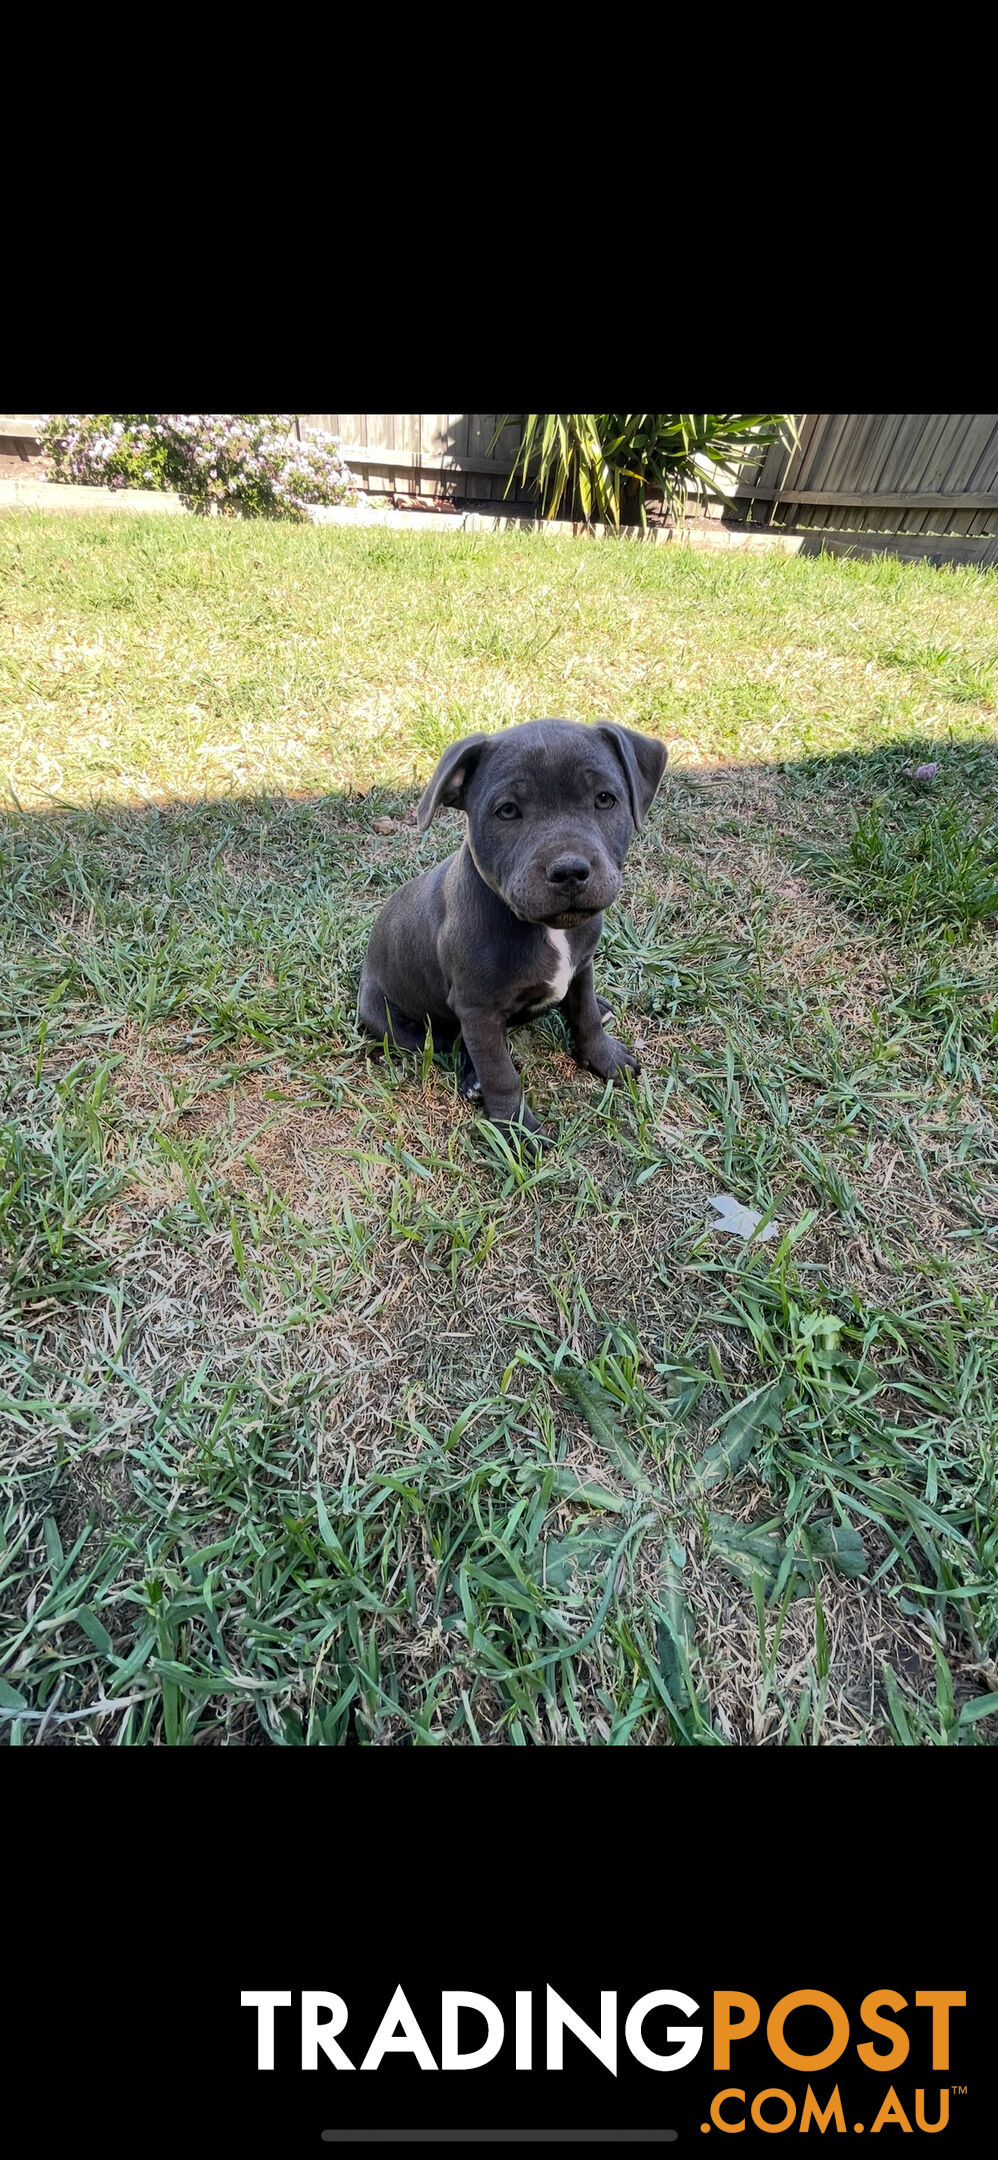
547 854 591 887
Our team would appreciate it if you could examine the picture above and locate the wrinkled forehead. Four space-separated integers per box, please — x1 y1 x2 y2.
479 732 619 801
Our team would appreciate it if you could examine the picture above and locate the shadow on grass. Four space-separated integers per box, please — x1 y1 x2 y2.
1 731 996 1122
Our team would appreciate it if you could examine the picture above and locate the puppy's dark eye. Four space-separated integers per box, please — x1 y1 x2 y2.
495 802 521 820
595 790 616 809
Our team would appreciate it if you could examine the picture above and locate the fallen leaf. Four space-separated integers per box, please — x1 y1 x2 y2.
706 1193 779 1242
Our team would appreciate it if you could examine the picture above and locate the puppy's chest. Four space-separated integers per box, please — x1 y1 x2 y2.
513 929 576 1017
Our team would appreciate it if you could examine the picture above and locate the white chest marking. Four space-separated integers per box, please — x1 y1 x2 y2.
545 928 574 1004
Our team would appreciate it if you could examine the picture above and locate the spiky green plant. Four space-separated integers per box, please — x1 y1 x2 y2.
501 413 795 527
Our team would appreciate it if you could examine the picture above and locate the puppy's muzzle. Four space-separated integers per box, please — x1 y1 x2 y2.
537 850 614 926
546 851 593 897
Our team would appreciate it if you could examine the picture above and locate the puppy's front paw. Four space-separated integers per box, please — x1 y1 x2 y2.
514 1123 554 1157
492 1103 554 1156
581 1032 639 1084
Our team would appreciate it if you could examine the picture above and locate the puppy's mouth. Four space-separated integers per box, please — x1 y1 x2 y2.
538 906 601 928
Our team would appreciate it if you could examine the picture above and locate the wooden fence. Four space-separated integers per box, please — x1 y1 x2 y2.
299 414 535 505
735 413 998 567
303 412 998 565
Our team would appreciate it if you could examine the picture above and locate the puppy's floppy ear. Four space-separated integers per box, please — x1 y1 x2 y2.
594 723 667 831
417 733 490 831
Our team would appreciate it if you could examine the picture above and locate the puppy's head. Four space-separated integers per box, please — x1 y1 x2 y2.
417 718 667 926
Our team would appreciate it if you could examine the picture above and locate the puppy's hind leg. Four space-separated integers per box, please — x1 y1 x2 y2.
456 1038 482 1100
357 962 390 1044
357 964 425 1052
386 999 432 1052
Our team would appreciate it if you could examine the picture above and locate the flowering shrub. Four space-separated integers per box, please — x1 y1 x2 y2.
164 416 362 520
40 415 174 494
38 415 362 521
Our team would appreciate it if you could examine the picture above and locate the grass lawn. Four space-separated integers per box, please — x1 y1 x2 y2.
2 511 997 1746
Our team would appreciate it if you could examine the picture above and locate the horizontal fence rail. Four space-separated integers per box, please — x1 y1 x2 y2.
734 412 998 566
299 414 534 505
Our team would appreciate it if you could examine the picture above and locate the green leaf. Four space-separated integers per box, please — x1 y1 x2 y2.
514 1464 630 1513
43 1516 64 1574
708 1511 785 1594
555 1364 657 1497
656 1540 693 1714
105 1626 157 1694
314 1483 346 1561
955 1693 998 1729
692 1375 793 1494
75 1606 115 1656
807 1520 868 1579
